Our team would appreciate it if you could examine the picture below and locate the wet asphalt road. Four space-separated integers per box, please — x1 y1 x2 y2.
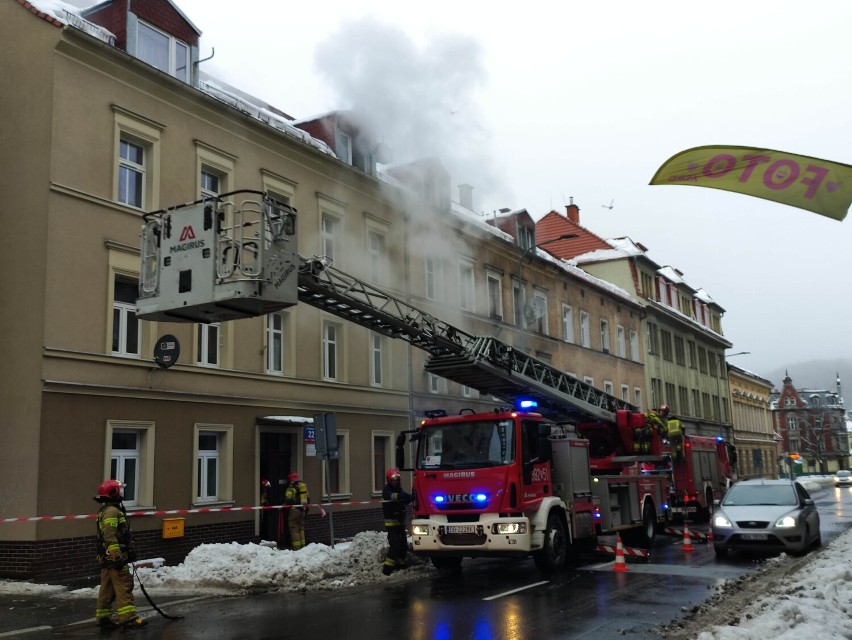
5 479 850 640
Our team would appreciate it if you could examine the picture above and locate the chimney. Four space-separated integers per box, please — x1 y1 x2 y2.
565 199 580 224
458 184 474 211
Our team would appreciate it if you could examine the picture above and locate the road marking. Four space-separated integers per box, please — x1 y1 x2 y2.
483 579 550 601
0 626 52 637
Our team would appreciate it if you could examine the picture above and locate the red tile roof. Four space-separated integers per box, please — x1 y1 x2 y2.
536 208 611 259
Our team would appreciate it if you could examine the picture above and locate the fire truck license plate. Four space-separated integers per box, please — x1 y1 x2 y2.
446 525 476 534
740 533 768 541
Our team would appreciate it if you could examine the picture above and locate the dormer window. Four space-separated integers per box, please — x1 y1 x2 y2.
518 226 534 251
336 130 353 164
137 20 190 81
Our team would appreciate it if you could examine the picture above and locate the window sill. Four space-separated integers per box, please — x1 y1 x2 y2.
191 500 235 509
322 494 353 503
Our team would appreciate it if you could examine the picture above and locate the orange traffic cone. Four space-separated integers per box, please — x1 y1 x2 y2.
682 523 695 552
612 534 629 571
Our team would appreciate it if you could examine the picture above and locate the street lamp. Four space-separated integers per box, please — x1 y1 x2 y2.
517 233 579 353
716 351 749 442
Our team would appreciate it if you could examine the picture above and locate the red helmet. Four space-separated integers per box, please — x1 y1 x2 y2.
659 404 670 415
386 468 401 482
96 479 124 501
288 472 299 482
260 479 271 489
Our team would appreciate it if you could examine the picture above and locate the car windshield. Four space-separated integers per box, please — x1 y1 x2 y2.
836 470 851 477
722 483 798 506
416 419 515 470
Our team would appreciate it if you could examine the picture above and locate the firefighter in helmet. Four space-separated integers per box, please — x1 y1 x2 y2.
667 413 684 460
382 468 413 575
283 471 310 550
94 480 147 629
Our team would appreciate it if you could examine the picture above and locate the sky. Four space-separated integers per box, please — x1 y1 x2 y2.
59 0 852 380
2 478 850 638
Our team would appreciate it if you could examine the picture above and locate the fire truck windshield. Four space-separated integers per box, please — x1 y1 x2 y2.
416 419 515 469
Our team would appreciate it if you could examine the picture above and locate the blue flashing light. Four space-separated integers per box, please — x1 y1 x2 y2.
433 495 445 503
518 398 538 410
715 435 725 443
474 493 488 503
593 511 601 519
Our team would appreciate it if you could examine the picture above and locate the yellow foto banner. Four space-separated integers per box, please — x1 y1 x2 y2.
650 145 852 221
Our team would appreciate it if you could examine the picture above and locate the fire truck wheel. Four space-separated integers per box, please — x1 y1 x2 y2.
533 512 567 573
623 501 656 548
695 488 714 523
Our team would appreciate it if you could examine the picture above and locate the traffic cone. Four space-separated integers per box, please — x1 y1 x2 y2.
682 523 695 552
612 534 629 571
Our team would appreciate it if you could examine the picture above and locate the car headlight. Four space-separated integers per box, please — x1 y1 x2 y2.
493 522 527 535
713 514 732 527
411 524 430 536
774 515 796 528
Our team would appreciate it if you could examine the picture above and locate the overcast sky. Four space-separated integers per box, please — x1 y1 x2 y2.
69 0 852 378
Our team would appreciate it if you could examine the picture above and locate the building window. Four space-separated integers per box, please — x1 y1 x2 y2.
197 431 220 502
321 214 339 265
616 325 625 358
687 341 697 369
517 225 534 251
629 330 639 362
640 272 654 299
674 336 685 365
324 430 350 496
105 421 154 508
621 384 630 402
462 385 476 398
197 323 220 367
336 131 353 164
532 289 548 334
679 386 690 416
113 107 163 211
112 277 140 357
370 332 384 387
698 347 708 373
604 380 614 395
584 376 595 387
458 259 475 312
513 279 523 327
661 330 673 361
136 20 190 81
646 322 660 355
787 416 798 431
562 305 574 343
425 257 442 301
118 139 145 208
487 272 503 320
372 432 393 494
367 229 387 284
110 430 140 507
323 321 341 381
200 170 220 198
600 319 610 354
634 388 642 411
579 311 591 348
427 372 445 394
193 424 233 504
266 312 286 374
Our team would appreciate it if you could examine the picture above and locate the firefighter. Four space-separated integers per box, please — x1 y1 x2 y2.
667 414 684 460
283 471 310 550
93 480 147 629
382 468 413 575
259 479 275 542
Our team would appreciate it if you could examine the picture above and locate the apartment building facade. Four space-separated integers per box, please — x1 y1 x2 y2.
727 365 777 479
1 0 648 579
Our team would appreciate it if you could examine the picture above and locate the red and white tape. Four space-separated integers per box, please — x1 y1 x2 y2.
595 543 649 558
1 500 385 524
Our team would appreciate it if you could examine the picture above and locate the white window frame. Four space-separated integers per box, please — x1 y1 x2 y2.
487 271 503 321
104 421 155 509
562 304 574 343
629 329 639 362
634 388 643 411
367 228 386 284
427 372 445 394
322 320 343 381
113 107 163 212
266 312 286 375
600 318 610 354
580 311 591 348
196 431 220 502
532 288 548 334
616 325 626 358
136 19 190 81
425 257 443 301
196 323 220 367
458 258 476 312
370 332 384 387
322 429 350 498
118 138 145 208
512 279 523 327
621 384 630 402
192 424 233 505
604 380 614 395
584 376 595 387
112 276 141 358
321 214 339 265
196 142 235 201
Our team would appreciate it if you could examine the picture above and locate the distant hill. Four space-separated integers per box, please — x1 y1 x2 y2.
760 358 852 393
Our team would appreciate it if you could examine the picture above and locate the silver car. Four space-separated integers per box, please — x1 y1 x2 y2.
711 479 821 557
833 470 851 487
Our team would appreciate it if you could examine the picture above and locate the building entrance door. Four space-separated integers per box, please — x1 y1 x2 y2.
259 431 295 543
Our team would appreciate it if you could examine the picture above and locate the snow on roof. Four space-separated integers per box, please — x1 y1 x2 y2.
27 0 115 43
658 265 685 284
260 416 315 425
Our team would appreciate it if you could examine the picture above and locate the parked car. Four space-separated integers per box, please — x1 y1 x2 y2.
711 478 821 557
834 470 852 487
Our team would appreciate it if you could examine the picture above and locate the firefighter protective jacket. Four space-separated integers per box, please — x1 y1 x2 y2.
97 502 132 566
382 483 413 526
283 481 309 509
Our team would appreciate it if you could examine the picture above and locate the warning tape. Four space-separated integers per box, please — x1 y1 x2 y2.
1 500 385 524
664 526 710 541
595 543 649 558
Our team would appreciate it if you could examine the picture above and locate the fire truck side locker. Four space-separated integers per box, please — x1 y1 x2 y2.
549 436 597 544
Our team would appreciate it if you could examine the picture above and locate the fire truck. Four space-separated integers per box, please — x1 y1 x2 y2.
136 191 733 572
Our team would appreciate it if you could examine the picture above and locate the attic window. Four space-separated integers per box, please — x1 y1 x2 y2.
137 20 189 82
336 131 353 164
517 226 534 251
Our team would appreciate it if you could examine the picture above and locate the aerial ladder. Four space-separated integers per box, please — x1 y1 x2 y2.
136 191 637 424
